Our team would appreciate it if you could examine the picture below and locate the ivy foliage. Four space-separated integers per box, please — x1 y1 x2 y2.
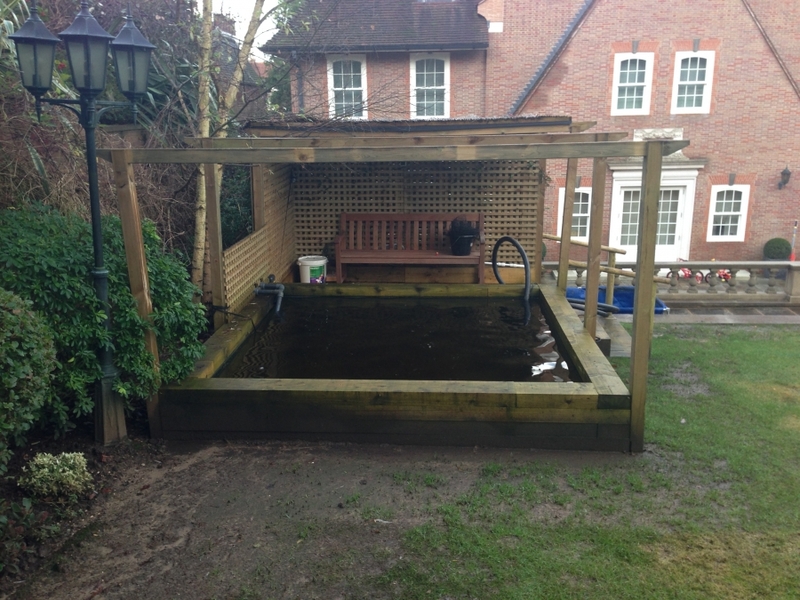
221 164 253 249
0 288 58 474
0 206 206 432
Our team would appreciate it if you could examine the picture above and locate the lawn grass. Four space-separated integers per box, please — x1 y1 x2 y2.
377 325 800 599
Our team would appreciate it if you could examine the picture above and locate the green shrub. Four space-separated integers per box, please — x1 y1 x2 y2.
220 164 253 249
763 237 792 260
17 452 92 499
0 497 54 575
0 289 58 474
0 206 206 432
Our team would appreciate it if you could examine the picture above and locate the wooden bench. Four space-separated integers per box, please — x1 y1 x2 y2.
334 212 485 283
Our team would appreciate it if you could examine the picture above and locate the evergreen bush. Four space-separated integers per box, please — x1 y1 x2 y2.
763 237 792 260
0 289 57 474
0 206 206 433
17 452 92 500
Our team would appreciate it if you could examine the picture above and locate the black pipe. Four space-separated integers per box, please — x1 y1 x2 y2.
491 236 531 325
566 298 620 314
255 275 285 314
568 301 611 318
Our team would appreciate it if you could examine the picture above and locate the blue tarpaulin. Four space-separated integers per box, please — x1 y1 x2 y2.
566 285 669 315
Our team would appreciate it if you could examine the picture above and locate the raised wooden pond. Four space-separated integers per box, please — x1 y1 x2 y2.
158 284 631 451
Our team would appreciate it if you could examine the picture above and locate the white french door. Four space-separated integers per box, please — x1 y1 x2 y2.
609 169 698 263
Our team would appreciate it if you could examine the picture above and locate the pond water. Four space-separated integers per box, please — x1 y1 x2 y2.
219 297 573 383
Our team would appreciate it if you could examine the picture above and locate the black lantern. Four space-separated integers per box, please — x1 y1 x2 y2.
779 166 791 190
58 0 115 96
111 8 156 103
8 1 60 100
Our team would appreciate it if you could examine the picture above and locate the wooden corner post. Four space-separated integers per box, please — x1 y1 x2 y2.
557 158 579 291
110 149 162 438
584 157 607 339
629 141 663 452
203 139 226 331
532 159 545 283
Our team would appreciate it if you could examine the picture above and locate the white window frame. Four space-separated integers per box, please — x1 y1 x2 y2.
706 184 750 242
610 52 654 116
410 53 450 119
670 51 715 114
557 187 592 243
327 54 367 119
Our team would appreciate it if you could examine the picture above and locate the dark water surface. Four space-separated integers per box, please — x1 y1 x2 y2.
219 297 573 382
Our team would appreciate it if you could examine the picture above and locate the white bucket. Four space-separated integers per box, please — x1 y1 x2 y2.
297 255 328 283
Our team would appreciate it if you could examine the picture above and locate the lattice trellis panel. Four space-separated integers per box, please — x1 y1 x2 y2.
222 165 294 311
291 161 541 264
223 227 270 312
261 164 295 281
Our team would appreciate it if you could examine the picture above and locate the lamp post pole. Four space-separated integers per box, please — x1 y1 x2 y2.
81 93 121 438
10 1 155 444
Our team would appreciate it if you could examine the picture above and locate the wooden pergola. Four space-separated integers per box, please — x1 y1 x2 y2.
101 127 688 452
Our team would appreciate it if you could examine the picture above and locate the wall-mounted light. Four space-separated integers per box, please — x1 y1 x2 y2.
779 166 791 189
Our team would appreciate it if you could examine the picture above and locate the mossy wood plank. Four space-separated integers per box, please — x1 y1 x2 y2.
539 285 630 400
597 424 631 440
282 283 537 298
190 299 273 379
167 378 601 409
161 388 628 424
160 397 620 435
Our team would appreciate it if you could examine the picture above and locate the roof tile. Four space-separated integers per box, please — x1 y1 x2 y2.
262 0 488 53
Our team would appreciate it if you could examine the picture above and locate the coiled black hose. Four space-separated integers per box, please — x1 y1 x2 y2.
491 236 531 325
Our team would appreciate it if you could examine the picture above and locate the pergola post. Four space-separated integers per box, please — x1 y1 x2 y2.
557 158 579 291
532 159 546 283
111 149 160 436
203 138 226 330
629 140 663 452
583 157 607 339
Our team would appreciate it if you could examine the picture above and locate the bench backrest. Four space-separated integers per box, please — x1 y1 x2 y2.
339 212 482 252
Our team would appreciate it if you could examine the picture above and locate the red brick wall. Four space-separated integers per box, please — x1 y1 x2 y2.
511 0 800 261
292 50 487 120
284 0 800 261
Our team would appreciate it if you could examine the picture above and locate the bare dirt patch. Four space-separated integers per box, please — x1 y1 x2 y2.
5 437 631 600
661 361 711 399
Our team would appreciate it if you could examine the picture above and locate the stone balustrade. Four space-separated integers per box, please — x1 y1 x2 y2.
542 261 800 304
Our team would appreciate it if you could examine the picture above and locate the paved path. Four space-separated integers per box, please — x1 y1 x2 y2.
615 305 800 325
600 306 800 358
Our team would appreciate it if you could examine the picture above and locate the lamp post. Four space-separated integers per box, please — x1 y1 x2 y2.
10 1 155 444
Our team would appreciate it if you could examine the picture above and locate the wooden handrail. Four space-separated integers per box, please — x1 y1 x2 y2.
543 232 627 255
567 260 671 284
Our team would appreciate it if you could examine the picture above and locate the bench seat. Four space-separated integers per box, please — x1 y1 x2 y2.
334 212 485 283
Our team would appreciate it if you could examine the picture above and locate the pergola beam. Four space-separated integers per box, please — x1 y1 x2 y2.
100 140 689 164
245 118 597 137
183 131 629 149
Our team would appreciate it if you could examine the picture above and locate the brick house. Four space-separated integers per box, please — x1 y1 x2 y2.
261 0 800 262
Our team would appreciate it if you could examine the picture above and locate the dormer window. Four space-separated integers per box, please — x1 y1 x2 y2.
327 55 367 119
410 53 450 119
